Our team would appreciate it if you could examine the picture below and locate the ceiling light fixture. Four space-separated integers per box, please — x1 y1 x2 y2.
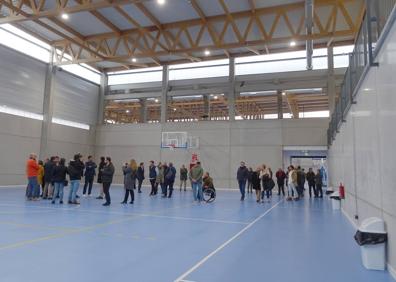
214 95 218 100
154 99 159 103
204 49 211 56
61 13 69 20
126 110 130 113
157 0 166 5
290 41 296 47
131 58 137 63
282 92 286 96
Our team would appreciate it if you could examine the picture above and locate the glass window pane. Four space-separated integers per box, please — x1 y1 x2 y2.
108 71 163 85
169 65 229 80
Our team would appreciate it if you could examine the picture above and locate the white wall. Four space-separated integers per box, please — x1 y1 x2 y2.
95 118 328 188
328 19 396 273
0 46 98 185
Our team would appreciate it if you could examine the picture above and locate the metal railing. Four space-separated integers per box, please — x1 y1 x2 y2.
327 0 396 146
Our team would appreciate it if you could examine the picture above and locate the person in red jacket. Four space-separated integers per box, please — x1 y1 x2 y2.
275 168 286 196
26 153 39 201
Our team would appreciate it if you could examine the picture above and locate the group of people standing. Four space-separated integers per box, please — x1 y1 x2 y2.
26 153 214 206
146 161 213 203
26 153 115 206
237 162 324 203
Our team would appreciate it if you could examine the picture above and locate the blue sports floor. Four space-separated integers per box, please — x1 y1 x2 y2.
0 185 394 282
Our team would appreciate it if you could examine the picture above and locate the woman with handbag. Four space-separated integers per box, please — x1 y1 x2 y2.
260 164 272 203
121 159 137 204
251 167 262 203
51 158 68 204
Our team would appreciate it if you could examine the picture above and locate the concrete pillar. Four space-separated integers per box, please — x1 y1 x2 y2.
97 72 107 124
160 65 169 123
228 57 235 121
39 48 56 160
327 45 336 115
203 94 210 120
140 98 147 123
277 90 283 119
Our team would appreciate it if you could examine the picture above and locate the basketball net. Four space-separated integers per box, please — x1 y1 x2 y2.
169 144 176 151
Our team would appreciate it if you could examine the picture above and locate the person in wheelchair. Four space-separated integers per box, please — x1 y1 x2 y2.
203 172 216 203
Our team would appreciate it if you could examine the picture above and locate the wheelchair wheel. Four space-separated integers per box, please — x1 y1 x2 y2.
203 187 216 203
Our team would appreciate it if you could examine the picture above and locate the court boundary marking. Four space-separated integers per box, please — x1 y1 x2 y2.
174 199 283 282
0 202 251 225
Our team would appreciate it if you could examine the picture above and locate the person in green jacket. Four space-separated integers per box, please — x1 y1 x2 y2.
180 164 188 191
189 162 204 202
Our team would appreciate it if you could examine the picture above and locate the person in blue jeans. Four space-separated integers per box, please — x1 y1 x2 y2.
189 162 204 202
51 158 68 204
67 153 85 205
237 161 249 201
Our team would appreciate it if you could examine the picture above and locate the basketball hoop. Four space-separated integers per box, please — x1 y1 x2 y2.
169 144 176 151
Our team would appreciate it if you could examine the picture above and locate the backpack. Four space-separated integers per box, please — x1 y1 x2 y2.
165 168 174 180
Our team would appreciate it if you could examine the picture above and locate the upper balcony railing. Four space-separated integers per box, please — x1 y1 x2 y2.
328 0 396 146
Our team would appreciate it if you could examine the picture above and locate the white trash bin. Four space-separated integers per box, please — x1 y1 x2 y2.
354 217 387 270
330 191 341 210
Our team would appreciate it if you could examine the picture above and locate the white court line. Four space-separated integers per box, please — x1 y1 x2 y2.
174 199 283 282
0 203 249 225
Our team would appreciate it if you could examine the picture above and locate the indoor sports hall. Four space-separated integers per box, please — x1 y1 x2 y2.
0 1 395 282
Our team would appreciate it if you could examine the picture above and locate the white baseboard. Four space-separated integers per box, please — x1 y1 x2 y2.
341 207 358 229
388 263 396 281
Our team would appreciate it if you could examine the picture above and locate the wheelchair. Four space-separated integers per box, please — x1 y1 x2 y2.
202 186 216 203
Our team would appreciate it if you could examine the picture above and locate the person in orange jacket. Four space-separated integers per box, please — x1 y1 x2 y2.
26 153 39 201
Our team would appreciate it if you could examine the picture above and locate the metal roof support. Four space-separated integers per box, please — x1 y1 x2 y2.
228 57 236 121
39 48 56 160
160 66 169 124
277 90 283 119
305 0 314 70
327 45 336 115
97 73 107 125
140 98 147 123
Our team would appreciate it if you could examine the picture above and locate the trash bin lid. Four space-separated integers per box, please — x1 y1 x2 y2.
359 217 386 234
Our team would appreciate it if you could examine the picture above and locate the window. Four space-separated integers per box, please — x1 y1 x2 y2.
0 25 50 63
61 64 101 84
299 111 330 118
0 105 43 121
52 117 90 130
108 70 163 85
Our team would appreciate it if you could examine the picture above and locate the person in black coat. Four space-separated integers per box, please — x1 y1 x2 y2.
96 157 105 199
251 167 262 203
164 162 176 198
83 156 97 196
51 158 68 204
101 157 115 206
43 156 55 199
148 161 157 196
237 161 249 201
306 168 316 198
68 153 84 205
137 162 145 193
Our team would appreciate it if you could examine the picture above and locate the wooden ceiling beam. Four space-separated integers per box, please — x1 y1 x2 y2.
0 0 148 24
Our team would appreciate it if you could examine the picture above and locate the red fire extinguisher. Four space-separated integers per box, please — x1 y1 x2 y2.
339 183 345 199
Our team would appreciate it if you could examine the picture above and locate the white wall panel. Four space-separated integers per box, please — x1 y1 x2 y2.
53 71 99 125
0 113 41 185
328 18 396 272
95 119 327 189
0 45 46 113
